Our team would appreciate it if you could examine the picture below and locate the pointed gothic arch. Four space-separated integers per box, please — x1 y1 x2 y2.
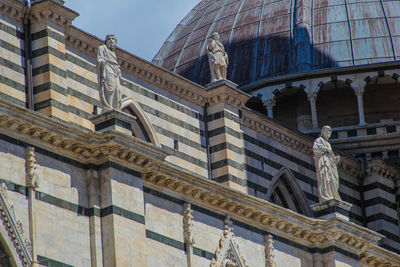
266 167 312 217
0 183 32 267
120 97 161 147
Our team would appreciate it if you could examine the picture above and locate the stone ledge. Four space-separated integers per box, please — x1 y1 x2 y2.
311 199 352 221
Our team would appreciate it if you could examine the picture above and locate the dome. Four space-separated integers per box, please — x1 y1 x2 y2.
153 0 400 87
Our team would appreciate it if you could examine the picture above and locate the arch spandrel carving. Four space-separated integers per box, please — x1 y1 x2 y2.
210 216 247 267
120 97 161 147
267 167 312 217
0 183 32 267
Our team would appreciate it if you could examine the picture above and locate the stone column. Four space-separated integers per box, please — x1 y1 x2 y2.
355 88 366 126
87 170 103 267
25 147 39 267
307 92 319 129
264 98 276 119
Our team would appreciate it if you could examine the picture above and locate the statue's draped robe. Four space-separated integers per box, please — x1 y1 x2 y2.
207 39 228 80
313 137 341 202
97 44 122 111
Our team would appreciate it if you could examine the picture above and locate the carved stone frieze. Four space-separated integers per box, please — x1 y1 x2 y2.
142 166 380 257
30 0 78 28
0 0 25 22
366 159 400 181
0 183 32 266
0 101 394 266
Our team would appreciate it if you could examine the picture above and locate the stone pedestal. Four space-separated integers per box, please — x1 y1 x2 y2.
90 109 137 135
205 79 238 90
311 199 352 221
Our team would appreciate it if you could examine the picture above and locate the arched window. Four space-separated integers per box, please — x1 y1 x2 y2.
120 98 161 147
266 168 312 216
364 75 400 123
316 81 358 127
273 87 312 131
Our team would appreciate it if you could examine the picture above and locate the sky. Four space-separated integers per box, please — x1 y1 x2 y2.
64 0 200 61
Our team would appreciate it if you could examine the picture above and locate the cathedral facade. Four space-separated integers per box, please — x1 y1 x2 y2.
0 0 400 266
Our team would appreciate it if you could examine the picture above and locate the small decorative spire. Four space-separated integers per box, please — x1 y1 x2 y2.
183 203 195 245
264 234 276 267
25 147 39 188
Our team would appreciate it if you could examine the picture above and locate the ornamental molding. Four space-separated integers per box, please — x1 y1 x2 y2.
0 0 25 22
210 216 247 267
366 159 400 181
30 0 78 28
66 26 209 107
0 183 32 266
0 101 396 265
241 107 361 177
142 163 381 258
0 102 168 172
66 27 249 109
360 246 400 267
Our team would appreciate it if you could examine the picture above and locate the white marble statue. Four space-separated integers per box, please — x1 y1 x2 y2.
207 32 228 82
97 34 122 113
313 125 341 202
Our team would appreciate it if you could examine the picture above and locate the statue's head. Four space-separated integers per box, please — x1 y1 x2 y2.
321 125 332 140
211 32 220 40
105 34 117 51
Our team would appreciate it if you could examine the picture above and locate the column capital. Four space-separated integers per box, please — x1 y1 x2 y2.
263 98 276 108
307 91 317 102
354 87 365 96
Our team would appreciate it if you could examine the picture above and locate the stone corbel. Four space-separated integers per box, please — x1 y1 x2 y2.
0 0 25 22
30 0 78 28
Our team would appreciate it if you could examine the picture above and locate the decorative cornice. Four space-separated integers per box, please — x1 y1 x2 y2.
366 159 400 181
0 0 25 22
66 27 247 109
241 107 361 177
0 100 396 264
205 84 250 109
30 0 78 28
360 245 400 266
0 183 32 266
143 165 381 256
0 101 168 171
